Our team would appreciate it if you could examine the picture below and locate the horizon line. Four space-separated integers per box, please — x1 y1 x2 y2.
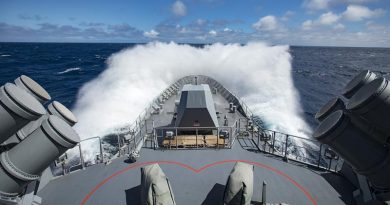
1 41 389 49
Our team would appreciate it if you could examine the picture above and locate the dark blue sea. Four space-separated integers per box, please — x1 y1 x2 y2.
0 43 389 130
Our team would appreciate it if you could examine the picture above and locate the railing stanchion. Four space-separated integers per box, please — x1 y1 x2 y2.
317 144 323 168
272 131 276 154
284 135 289 161
176 128 178 150
117 133 121 157
230 126 233 148
257 128 260 149
238 118 241 132
79 143 85 170
196 128 198 148
217 128 219 149
99 137 104 164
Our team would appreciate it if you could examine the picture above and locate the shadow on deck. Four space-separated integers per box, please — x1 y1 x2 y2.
125 185 141 205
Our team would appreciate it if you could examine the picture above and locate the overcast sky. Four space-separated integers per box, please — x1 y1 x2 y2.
0 0 389 47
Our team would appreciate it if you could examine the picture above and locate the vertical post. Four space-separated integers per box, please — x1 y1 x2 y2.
153 121 156 150
271 131 276 154
117 133 121 157
262 132 266 152
174 128 177 150
140 123 143 149
328 158 333 171
251 123 254 141
99 137 104 164
317 144 323 168
133 130 136 150
79 143 85 170
283 135 289 162
262 181 267 205
217 128 219 149
230 127 233 148
176 128 178 150
128 139 130 154
145 119 148 135
238 118 241 132
196 128 198 148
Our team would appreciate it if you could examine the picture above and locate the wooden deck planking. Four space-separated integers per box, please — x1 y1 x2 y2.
162 135 226 148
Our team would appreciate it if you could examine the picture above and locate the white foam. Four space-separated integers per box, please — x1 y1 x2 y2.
58 67 81 74
72 42 311 141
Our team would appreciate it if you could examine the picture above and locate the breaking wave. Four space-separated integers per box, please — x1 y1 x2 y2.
72 42 311 140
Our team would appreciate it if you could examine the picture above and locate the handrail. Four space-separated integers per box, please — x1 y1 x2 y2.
57 75 343 175
153 119 240 149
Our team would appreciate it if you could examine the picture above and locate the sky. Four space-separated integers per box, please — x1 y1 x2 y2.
0 0 389 47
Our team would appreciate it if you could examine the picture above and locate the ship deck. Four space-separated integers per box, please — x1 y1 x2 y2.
38 85 356 205
38 143 356 205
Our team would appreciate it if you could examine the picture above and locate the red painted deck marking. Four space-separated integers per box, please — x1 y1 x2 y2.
80 160 318 205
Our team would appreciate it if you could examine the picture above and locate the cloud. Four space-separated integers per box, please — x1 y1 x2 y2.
18 14 46 21
302 20 314 30
290 24 390 47
209 30 217 36
223 28 232 32
252 15 280 31
153 18 244 42
334 23 346 30
152 19 251 43
303 0 379 11
318 12 340 25
342 5 385 21
79 22 105 27
0 22 144 42
251 16 290 42
301 11 341 30
301 4 385 30
303 0 329 10
196 19 207 26
281 11 295 21
188 19 243 29
144 29 159 38
171 1 187 16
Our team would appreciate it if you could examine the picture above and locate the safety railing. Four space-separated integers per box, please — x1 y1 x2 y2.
54 75 343 176
210 74 345 172
153 120 240 150
247 127 344 172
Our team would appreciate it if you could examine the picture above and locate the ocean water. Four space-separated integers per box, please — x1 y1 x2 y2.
0 42 389 137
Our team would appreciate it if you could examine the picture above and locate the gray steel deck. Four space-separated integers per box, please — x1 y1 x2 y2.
38 144 355 205
38 84 356 205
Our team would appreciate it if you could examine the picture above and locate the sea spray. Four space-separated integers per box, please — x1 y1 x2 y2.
73 42 311 138
69 42 312 162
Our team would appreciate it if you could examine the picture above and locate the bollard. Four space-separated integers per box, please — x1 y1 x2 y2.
262 181 267 205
